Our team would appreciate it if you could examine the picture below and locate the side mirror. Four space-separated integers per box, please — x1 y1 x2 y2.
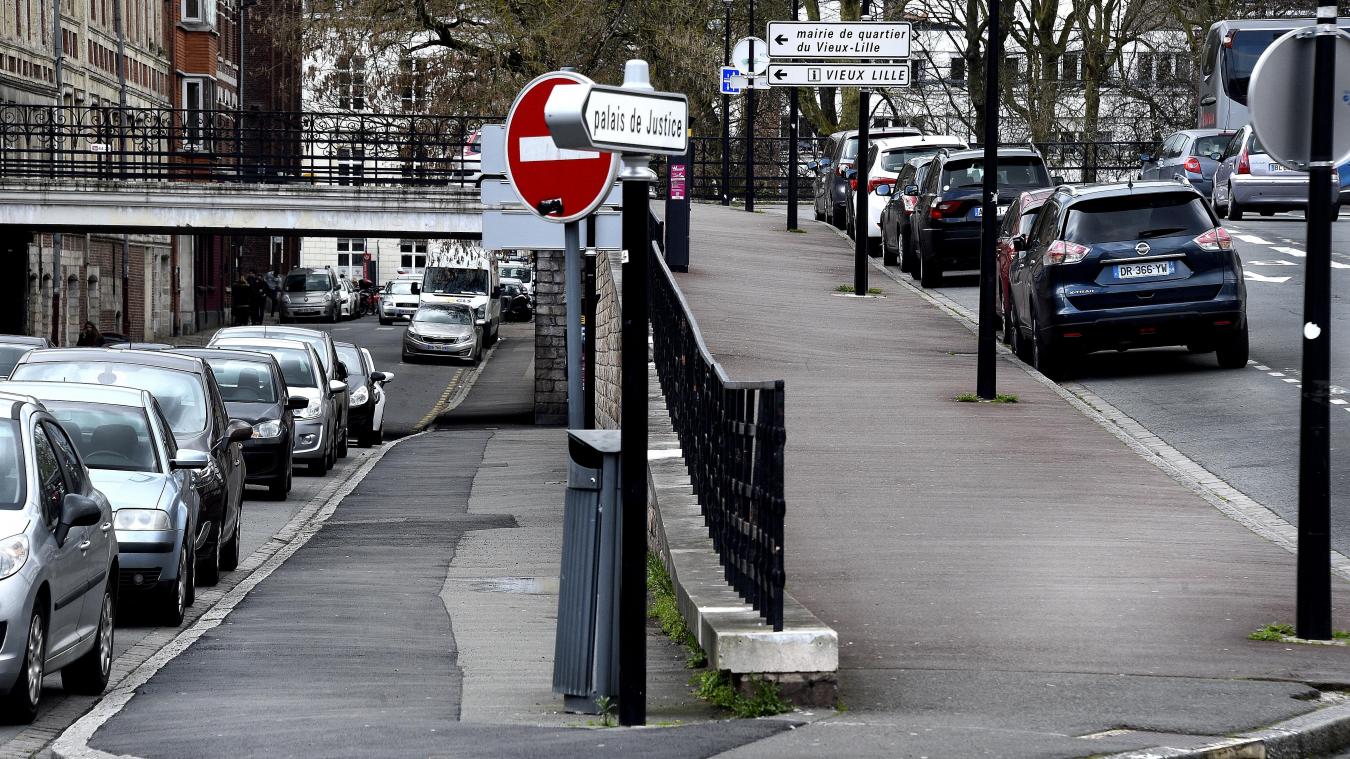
819 157 832 168
226 419 253 443
170 449 211 470
328 379 348 395
806 160 819 171
845 168 858 180
1012 235 1028 252
286 395 309 410
56 493 101 546
335 361 349 380
875 183 893 197
1052 176 1065 185
378 371 395 384
370 371 391 383
903 184 919 196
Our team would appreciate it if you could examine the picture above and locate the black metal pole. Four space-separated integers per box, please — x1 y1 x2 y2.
976 0 1001 400
745 0 755 213
787 0 799 230
618 160 652 726
584 217 597 429
854 87 869 295
722 3 731 206
1296 4 1337 641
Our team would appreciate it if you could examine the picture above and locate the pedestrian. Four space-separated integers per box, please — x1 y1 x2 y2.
247 269 267 325
76 321 103 347
264 269 282 315
231 275 254 327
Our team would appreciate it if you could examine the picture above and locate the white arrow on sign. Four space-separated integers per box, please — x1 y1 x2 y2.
767 63 910 87
766 21 912 59
544 83 689 156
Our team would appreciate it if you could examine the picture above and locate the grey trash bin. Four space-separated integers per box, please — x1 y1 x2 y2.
552 429 621 713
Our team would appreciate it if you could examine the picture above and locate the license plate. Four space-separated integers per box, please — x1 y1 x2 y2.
1269 163 1294 173
1116 261 1175 278
971 205 1009 218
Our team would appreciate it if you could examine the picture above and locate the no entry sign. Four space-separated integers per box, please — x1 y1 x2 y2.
505 71 621 223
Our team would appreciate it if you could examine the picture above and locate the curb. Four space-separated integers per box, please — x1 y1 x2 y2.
1105 698 1350 759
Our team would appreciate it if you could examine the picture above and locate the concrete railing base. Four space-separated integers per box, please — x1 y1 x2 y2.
647 363 839 708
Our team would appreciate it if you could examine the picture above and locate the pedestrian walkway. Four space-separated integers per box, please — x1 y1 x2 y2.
670 204 1350 757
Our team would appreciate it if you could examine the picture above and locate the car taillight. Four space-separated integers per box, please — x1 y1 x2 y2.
850 178 858 191
868 177 896 194
1183 157 1202 174
1194 227 1233 251
1045 239 1091 265
1237 150 1250 175
902 195 917 212
935 200 963 218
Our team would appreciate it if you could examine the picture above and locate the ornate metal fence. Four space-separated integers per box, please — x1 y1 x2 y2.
649 230 786 630
0 104 495 186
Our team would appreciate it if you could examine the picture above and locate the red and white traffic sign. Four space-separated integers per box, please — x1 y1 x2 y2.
505 71 620 223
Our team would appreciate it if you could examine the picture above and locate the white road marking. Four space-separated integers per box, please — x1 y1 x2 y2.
1244 271 1291 283
1269 372 1286 377
1274 246 1306 258
1284 378 1300 384
1332 399 1347 405
1255 365 1271 371
1234 234 1271 245
1247 260 1297 266
1333 261 1350 269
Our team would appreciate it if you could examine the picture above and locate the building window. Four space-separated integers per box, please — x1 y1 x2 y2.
336 146 365 186
1061 53 1080 82
400 55 426 111
909 59 924 83
336 55 366 110
399 240 427 271
949 56 965 84
181 77 210 151
181 0 215 25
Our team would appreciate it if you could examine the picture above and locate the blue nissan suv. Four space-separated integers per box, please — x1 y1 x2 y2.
1006 181 1247 378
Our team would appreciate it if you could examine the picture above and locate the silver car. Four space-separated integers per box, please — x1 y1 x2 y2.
1212 124 1342 220
210 338 346 476
402 304 483 364
0 391 117 723
1137 129 1235 199
0 336 52 381
0 382 208 626
378 279 422 324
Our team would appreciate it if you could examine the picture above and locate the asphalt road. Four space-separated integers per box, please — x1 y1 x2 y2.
918 208 1350 555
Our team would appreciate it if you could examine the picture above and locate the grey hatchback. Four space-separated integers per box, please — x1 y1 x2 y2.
1211 124 1341 220
1137 129 1234 198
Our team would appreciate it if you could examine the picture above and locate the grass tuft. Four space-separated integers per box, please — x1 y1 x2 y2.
956 392 1020 403
648 553 707 668
1250 622 1296 641
692 670 792 718
835 284 884 295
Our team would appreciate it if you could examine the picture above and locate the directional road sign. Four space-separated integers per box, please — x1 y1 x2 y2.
1248 27 1350 170
505 71 621 223
767 63 910 87
720 65 744 95
732 37 770 75
544 83 689 156
767 21 912 59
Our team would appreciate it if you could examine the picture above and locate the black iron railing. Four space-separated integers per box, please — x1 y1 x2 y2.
649 226 786 630
0 104 496 186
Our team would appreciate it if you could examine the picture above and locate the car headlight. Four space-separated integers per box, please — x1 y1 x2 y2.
252 419 283 439
475 305 486 319
294 397 323 419
349 386 369 406
281 294 291 305
115 509 172 531
325 292 335 302
0 534 29 580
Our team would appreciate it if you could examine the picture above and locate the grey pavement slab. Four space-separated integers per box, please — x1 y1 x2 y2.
437 321 536 426
673 204 1350 755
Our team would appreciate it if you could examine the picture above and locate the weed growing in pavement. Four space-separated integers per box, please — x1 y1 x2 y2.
692 670 791 718
835 284 884 295
1248 623 1350 641
955 393 1020 404
593 695 617 727
647 553 708 668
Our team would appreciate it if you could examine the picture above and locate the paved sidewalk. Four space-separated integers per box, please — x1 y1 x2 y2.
671 205 1350 758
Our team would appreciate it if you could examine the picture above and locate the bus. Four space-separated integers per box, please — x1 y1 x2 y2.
420 258 501 344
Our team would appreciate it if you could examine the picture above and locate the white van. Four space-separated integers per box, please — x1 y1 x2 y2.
420 259 501 344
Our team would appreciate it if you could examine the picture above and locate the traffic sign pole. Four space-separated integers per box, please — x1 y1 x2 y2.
853 0 871 296
1297 5 1338 642
565 220 583 429
746 0 756 213
786 0 799 231
723 9 732 207
976 0 1001 401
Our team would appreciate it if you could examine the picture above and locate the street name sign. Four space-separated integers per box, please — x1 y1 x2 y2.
767 63 910 87
720 65 744 95
504 71 621 224
732 36 771 75
766 21 911 59
1248 27 1350 169
544 83 689 156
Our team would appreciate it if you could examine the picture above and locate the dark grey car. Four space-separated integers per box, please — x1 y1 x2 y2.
1138 129 1235 198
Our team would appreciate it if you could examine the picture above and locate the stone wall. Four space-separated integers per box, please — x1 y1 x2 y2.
593 250 622 431
533 248 567 425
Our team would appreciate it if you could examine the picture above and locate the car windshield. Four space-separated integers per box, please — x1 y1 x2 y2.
881 147 950 172
386 281 418 296
236 347 316 388
206 359 278 404
1063 193 1213 244
10 362 207 435
335 346 362 377
415 306 473 325
285 273 332 292
0 420 23 509
1191 135 1230 158
43 401 159 473
501 266 531 283
423 267 489 296
0 345 32 376
942 157 1051 190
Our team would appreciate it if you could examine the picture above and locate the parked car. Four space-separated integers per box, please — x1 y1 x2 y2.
0 335 52 380
499 263 534 300
336 278 359 320
995 188 1054 345
812 126 924 228
334 342 393 447
0 390 118 723
378 279 422 325
211 325 349 459
501 279 533 322
1138 129 1235 198
402 304 483 364
1211 124 1341 220
880 156 939 272
1006 181 1247 378
175 348 303 500
279 267 343 323
845 135 968 253
0 382 208 624
9 349 249 586
210 338 343 475
910 147 1055 287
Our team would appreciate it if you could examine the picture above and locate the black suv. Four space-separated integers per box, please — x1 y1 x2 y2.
1005 181 1247 378
908 147 1053 287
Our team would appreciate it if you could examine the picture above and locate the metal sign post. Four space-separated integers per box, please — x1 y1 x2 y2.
546 59 689 728
976 0 1002 401
1248 16 1350 641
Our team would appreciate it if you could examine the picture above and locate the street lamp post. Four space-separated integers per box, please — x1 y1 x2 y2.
722 0 732 206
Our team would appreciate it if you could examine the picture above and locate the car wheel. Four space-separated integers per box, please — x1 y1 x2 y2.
867 236 881 258
185 543 196 606
158 547 188 626
373 424 384 446
327 306 338 324
1216 324 1250 369
197 522 221 586
831 206 846 229
919 255 942 288
901 231 916 274
1031 314 1064 380
338 427 349 459
268 468 290 500
219 505 240 572
1012 314 1032 362
62 582 114 694
1227 188 1244 221
882 231 899 267
1332 202 1342 222
1 609 46 724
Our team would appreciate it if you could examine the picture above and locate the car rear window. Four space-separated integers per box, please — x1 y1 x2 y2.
206 358 279 404
1191 134 1230 158
881 147 951 172
941 157 1050 190
386 281 418 295
10 362 207 435
1063 193 1213 244
286 273 332 292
